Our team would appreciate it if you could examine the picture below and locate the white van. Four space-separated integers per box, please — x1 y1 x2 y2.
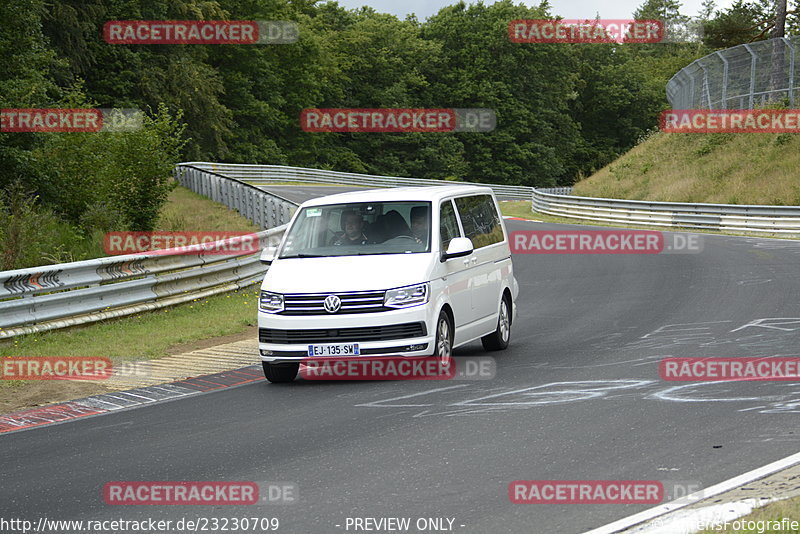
257 185 519 382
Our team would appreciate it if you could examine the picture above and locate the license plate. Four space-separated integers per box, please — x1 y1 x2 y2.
307 343 360 357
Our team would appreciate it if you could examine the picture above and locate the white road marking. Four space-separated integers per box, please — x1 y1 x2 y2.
355 385 470 408
731 318 800 333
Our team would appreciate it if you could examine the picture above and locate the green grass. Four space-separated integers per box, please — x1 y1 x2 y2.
157 185 260 232
573 131 800 205
499 201 543 220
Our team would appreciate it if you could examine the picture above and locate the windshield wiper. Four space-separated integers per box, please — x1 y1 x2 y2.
280 253 325 259
356 251 419 255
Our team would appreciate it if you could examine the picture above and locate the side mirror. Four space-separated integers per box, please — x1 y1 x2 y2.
441 237 474 262
260 246 277 265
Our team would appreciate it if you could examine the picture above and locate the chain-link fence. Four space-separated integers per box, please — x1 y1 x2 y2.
667 36 799 109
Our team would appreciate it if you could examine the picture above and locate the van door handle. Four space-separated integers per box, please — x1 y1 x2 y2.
462 259 470 266
470 257 478 264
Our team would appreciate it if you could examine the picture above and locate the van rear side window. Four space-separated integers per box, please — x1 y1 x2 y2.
454 195 503 248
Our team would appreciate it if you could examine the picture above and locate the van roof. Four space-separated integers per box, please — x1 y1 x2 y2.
300 185 495 207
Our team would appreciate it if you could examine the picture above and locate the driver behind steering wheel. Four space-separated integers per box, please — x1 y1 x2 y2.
334 210 370 246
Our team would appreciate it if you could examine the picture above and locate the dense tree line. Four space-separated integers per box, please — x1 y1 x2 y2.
2 0 711 188
0 0 795 268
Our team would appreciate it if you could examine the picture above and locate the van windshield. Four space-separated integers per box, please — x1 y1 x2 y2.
279 201 432 258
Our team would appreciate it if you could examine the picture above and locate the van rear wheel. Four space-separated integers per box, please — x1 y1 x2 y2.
481 296 511 351
262 362 299 383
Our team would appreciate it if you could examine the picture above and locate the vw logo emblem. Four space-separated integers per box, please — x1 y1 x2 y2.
323 295 341 313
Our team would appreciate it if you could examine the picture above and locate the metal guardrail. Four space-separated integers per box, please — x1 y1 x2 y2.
667 36 799 109
532 189 800 235
175 165 297 229
0 228 288 339
181 162 535 200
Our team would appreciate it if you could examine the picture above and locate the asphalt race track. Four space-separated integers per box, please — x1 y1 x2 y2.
3 188 800 534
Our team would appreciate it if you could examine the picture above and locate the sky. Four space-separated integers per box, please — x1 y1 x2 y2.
330 0 736 21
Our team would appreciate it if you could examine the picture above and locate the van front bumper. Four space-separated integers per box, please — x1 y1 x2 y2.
258 305 436 363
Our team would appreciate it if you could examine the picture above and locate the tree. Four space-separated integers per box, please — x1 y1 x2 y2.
702 0 797 47
0 0 61 192
421 1 583 186
770 0 788 37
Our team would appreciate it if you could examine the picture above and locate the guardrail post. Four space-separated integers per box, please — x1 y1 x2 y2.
715 51 729 109
744 43 757 109
786 37 796 107
700 62 712 109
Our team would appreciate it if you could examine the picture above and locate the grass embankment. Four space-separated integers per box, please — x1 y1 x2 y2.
572 132 800 205
157 185 261 232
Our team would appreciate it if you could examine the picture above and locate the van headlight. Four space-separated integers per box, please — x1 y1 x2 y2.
384 283 429 308
259 291 284 313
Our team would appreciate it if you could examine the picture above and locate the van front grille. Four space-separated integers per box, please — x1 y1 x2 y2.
281 291 389 315
259 322 426 344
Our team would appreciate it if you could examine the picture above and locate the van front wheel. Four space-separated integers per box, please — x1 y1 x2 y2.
433 311 453 366
262 362 299 383
481 296 511 351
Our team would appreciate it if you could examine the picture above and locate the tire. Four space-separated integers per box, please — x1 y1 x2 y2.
481 295 511 351
433 310 454 366
262 362 299 383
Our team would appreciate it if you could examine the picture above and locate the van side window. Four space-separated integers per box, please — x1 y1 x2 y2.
454 195 503 248
439 200 461 250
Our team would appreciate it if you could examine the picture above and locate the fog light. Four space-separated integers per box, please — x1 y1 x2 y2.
260 350 273 356
408 344 427 351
